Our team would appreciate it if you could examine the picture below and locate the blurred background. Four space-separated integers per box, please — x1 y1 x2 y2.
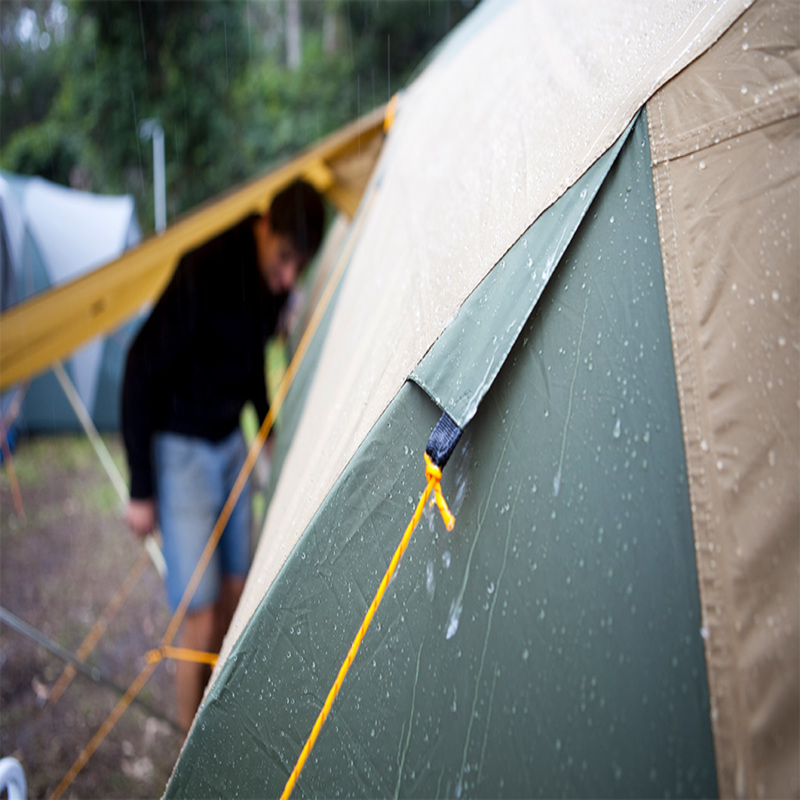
1 0 478 236
0 3 479 796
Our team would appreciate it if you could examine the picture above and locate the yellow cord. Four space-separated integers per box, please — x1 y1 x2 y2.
280 453 454 800
49 549 151 705
50 661 158 800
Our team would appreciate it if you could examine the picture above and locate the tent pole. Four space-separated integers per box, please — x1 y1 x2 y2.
139 118 167 233
52 361 165 577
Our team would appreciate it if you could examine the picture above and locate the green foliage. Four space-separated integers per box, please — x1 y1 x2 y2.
0 1 73 178
236 34 356 171
1 0 478 235
1 119 86 185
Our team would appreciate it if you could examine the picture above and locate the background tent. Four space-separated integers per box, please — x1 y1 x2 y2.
0 170 141 431
167 0 798 798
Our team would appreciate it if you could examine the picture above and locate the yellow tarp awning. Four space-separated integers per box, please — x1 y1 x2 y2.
0 105 387 392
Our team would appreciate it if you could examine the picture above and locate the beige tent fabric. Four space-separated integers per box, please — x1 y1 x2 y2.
648 1 799 796
224 0 752 667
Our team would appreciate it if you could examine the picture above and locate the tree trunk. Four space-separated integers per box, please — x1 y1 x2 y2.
285 0 301 70
323 0 340 55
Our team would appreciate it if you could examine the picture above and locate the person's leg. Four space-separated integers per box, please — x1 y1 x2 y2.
176 605 215 731
214 430 253 650
154 433 225 730
214 575 246 652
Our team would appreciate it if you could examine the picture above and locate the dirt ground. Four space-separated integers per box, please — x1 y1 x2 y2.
0 434 185 798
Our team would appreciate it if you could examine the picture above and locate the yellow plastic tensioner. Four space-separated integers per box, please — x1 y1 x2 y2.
145 646 218 667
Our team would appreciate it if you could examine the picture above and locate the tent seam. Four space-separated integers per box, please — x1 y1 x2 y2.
650 82 800 165
647 90 742 800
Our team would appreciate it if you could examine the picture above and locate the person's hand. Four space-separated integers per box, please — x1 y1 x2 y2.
125 498 157 538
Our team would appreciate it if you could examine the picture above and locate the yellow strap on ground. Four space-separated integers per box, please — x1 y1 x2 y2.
280 452 454 800
145 646 218 667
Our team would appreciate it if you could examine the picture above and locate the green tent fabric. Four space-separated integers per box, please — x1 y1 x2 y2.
411 116 635 430
167 109 716 799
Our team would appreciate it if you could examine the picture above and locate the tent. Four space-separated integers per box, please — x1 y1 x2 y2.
1 0 795 795
161 0 798 798
0 170 141 431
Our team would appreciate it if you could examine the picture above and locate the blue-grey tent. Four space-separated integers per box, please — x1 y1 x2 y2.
0 170 141 431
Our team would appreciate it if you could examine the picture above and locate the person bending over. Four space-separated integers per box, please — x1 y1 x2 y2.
122 179 324 730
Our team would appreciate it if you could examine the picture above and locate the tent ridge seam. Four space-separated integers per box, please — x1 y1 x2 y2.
648 85 799 165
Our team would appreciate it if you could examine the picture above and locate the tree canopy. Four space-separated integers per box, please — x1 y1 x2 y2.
1 0 478 234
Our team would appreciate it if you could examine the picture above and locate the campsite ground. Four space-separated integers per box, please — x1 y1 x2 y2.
0 434 184 798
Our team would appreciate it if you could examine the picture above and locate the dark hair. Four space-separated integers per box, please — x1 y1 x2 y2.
269 179 325 258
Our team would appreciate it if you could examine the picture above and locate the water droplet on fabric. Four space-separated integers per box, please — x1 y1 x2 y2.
446 598 462 639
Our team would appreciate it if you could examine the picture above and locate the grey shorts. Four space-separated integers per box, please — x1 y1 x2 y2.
154 429 252 612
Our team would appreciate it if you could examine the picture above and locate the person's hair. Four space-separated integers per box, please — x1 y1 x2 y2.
269 179 325 259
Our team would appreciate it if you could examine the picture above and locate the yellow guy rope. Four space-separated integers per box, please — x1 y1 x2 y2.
280 453 454 800
49 192 371 800
49 549 150 705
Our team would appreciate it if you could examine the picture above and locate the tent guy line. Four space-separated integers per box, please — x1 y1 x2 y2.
281 445 458 800
47 548 152 706
0 606 179 732
43 360 165 705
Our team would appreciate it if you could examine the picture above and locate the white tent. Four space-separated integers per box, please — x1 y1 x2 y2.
0 171 141 430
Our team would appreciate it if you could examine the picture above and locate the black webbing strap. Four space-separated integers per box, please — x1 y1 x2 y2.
425 411 462 470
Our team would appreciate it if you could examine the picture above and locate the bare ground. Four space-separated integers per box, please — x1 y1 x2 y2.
0 434 184 798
